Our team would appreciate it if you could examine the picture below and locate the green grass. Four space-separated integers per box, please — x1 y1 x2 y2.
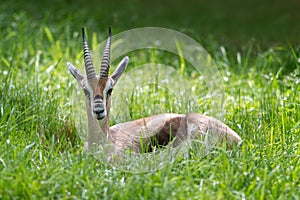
1 0 300 199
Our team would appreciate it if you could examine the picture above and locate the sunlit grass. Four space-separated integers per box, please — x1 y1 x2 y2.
1 1 300 199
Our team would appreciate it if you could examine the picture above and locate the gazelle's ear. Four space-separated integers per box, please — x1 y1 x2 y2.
110 56 129 84
67 62 84 84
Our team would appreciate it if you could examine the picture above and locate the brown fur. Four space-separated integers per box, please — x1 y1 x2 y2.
108 113 241 153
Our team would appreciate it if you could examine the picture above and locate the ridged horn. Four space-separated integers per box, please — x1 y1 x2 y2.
99 27 111 79
82 27 96 80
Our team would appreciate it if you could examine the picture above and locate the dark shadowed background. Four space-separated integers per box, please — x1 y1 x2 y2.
1 0 299 47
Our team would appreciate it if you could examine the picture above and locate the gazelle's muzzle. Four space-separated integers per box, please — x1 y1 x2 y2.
93 96 106 120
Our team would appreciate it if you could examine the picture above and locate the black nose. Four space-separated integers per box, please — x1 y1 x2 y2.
94 108 104 116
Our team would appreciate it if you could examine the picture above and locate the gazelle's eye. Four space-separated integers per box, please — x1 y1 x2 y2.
83 88 90 97
107 88 113 96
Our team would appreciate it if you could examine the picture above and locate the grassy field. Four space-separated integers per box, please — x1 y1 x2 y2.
0 0 299 199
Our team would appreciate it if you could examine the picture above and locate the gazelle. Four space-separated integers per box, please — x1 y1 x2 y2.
67 28 242 156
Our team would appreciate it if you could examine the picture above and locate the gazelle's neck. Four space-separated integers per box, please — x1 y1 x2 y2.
85 99 111 151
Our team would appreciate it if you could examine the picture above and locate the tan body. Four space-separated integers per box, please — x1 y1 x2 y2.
110 113 241 153
67 28 242 156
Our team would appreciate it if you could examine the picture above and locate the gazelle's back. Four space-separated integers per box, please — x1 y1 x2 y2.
109 113 241 153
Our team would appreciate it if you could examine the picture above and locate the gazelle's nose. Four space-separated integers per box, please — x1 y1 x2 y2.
94 108 104 115
93 95 106 120
93 107 105 120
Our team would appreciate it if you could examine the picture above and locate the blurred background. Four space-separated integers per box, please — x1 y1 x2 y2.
1 0 299 47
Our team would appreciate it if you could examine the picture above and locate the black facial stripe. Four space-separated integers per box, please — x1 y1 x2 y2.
94 94 103 100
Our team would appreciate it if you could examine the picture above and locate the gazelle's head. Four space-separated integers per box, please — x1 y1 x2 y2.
67 28 128 120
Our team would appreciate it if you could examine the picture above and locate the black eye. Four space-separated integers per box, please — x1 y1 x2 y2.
107 88 113 96
83 88 90 97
